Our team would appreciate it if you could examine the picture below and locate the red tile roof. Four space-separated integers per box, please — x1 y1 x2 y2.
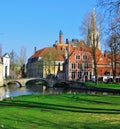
29 47 65 61
29 47 50 59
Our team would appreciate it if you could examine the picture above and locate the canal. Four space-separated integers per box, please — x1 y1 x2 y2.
0 83 80 100
1 82 119 100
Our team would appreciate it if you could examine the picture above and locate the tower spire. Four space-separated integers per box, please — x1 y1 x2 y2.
91 8 96 33
87 9 100 50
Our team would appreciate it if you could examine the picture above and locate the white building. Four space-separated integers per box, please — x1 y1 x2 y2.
2 53 10 79
0 57 3 86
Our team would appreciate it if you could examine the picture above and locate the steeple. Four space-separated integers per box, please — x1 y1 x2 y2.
91 8 96 33
87 9 100 50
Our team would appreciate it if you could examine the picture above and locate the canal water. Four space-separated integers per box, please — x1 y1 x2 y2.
0 84 78 100
0 83 110 100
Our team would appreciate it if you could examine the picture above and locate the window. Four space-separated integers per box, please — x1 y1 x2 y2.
78 63 82 69
76 55 80 60
84 63 89 69
71 72 75 79
84 72 88 76
83 55 87 60
78 72 82 79
72 63 76 69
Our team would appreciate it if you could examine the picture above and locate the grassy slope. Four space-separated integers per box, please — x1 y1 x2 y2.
0 93 120 129
85 82 120 89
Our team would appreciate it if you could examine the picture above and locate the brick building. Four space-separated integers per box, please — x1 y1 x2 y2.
27 30 120 81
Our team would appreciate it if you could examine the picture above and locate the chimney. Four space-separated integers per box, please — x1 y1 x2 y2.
66 38 69 44
34 47 37 53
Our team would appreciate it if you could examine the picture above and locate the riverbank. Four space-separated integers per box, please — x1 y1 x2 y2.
55 81 120 95
0 93 120 129
84 82 120 89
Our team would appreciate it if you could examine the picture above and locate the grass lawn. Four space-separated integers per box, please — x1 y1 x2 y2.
85 82 120 89
0 93 120 129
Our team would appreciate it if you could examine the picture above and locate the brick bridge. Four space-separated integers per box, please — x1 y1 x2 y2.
3 78 57 87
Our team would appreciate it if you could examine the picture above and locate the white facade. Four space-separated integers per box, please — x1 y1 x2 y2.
2 53 10 79
0 58 3 86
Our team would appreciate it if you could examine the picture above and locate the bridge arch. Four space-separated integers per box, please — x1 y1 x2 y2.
25 79 46 86
14 81 22 87
4 78 56 87
6 80 22 87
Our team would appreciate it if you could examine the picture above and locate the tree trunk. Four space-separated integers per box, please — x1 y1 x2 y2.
93 47 98 85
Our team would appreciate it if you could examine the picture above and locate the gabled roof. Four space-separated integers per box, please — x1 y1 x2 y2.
69 41 92 62
29 47 65 61
29 47 51 59
97 54 108 65
2 53 10 58
96 49 109 65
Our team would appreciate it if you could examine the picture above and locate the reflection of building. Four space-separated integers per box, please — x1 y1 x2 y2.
2 53 10 79
0 86 10 100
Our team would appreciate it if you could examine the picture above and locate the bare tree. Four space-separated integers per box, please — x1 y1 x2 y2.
10 50 19 78
97 0 120 14
98 0 120 83
0 44 2 57
19 46 27 77
97 0 120 36
107 32 120 83
81 9 101 84
80 10 103 47
19 46 26 66
90 10 100 85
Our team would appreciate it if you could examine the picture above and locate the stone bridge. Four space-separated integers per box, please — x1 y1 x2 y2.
3 78 57 87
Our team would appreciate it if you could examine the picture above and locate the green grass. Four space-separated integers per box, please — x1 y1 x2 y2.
0 93 120 129
85 82 120 89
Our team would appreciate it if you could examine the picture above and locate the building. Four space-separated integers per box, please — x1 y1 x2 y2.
27 29 120 81
87 9 100 50
27 46 65 78
62 41 93 81
0 57 3 86
2 53 10 79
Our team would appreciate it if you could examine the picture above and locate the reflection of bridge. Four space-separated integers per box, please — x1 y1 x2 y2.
3 78 56 87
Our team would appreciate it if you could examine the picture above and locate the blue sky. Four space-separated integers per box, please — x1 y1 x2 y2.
0 0 97 59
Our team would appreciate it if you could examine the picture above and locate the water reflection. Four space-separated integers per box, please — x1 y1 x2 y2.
44 87 67 95
0 86 9 100
0 84 110 101
0 84 73 100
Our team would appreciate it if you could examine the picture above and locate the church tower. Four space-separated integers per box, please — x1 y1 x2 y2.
87 9 100 50
59 30 63 44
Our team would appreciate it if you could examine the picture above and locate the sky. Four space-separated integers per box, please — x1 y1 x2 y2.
0 0 97 59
